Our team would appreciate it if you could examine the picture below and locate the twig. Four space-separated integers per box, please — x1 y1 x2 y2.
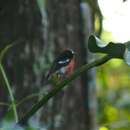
0 102 9 107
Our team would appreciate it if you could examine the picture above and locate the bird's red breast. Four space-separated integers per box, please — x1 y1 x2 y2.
66 58 75 76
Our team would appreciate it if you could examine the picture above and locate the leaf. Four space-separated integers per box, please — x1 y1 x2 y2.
0 39 24 63
0 44 15 63
0 64 18 122
124 41 130 66
88 35 125 59
88 34 107 53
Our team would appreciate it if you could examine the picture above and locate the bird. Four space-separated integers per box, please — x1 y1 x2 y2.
46 49 75 81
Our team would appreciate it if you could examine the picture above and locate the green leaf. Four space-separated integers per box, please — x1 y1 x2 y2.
88 35 125 59
0 39 24 63
0 44 15 63
124 41 130 66
0 64 18 122
88 34 107 53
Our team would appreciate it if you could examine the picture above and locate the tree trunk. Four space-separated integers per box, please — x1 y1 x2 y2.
39 0 97 130
0 0 97 129
0 0 44 119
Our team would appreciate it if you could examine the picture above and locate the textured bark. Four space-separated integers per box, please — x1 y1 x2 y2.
0 0 97 129
0 0 44 119
40 1 96 130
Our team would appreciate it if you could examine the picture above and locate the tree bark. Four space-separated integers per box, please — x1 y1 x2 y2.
0 0 44 119
0 0 97 129
40 1 97 130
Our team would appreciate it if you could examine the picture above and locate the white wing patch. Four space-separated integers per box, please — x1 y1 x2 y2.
58 59 70 64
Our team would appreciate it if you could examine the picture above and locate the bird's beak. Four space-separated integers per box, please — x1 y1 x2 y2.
72 50 75 55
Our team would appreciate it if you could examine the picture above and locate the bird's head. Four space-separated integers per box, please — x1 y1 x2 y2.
64 49 75 59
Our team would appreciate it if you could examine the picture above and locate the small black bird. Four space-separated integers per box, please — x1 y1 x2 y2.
46 49 75 80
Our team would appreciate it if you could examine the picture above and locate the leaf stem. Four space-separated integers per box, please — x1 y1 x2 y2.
0 63 18 122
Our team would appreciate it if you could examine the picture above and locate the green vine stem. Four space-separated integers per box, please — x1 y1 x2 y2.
18 54 112 125
0 63 18 122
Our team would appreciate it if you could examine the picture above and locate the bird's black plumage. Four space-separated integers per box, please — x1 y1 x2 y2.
46 49 74 79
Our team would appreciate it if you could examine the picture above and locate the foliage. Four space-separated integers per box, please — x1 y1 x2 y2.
88 35 130 130
1 35 130 129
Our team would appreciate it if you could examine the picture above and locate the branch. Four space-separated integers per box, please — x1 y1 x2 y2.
18 54 111 125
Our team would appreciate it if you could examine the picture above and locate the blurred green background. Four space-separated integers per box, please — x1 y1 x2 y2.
97 0 130 129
